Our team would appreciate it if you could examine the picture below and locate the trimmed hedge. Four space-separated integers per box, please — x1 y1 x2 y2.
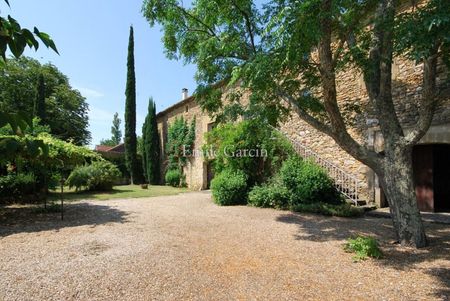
211 169 247 206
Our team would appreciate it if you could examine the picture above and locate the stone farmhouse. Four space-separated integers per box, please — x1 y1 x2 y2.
157 16 450 213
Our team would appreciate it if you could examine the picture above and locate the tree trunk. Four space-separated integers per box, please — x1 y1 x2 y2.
379 146 427 248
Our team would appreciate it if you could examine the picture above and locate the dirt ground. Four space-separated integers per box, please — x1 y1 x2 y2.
0 191 449 301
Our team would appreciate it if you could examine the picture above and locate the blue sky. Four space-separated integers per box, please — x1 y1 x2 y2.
8 0 197 147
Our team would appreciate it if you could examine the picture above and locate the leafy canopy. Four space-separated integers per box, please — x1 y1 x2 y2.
0 0 58 134
0 0 58 65
0 133 101 168
0 57 91 145
143 0 450 125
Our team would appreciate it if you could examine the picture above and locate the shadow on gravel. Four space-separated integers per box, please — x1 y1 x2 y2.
275 213 395 242
0 202 129 238
276 212 450 299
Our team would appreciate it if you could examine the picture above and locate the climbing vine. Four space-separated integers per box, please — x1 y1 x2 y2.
165 117 196 186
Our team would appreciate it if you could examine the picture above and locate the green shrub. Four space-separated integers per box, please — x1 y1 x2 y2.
67 166 90 191
344 236 383 261
0 173 36 200
278 156 303 192
291 202 364 217
248 182 291 209
67 161 121 192
279 158 341 205
87 161 121 191
205 121 294 186
211 169 247 206
165 169 183 187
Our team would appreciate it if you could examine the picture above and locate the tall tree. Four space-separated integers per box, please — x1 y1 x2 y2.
0 57 91 145
124 26 140 184
34 73 46 122
143 0 450 247
111 112 122 145
142 97 160 184
99 112 122 146
0 0 58 134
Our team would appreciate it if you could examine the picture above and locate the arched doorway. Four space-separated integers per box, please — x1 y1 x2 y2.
413 144 450 212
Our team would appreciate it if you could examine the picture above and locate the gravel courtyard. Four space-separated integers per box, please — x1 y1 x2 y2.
0 191 449 301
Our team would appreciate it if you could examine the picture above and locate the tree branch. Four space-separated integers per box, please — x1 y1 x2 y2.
276 87 382 170
175 5 221 41
310 0 382 169
404 46 440 145
230 0 257 54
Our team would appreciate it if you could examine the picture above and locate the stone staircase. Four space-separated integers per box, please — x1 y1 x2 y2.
276 129 366 206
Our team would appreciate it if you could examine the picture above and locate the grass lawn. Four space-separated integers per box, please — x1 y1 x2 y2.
48 185 189 202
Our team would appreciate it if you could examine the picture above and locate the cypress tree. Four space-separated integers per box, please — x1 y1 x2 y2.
111 112 122 145
142 97 160 184
124 26 140 184
34 73 46 122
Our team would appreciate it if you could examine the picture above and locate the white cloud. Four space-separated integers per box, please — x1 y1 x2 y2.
75 86 104 98
88 106 114 124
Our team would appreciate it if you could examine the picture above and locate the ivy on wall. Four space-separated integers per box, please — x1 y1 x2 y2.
165 116 196 186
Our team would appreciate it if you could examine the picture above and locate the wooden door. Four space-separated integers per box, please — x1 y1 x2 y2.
433 145 450 212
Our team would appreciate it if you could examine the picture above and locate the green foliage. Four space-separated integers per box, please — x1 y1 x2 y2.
142 98 160 184
211 169 247 206
0 116 49 136
0 172 36 201
124 26 141 184
67 161 121 192
0 133 101 200
0 0 58 64
164 116 195 183
0 135 48 163
25 117 51 136
101 154 129 181
34 73 46 121
40 133 101 167
395 0 450 66
205 120 294 186
165 168 183 187
86 161 121 191
143 0 446 125
0 57 91 145
248 155 350 215
0 133 100 167
99 112 122 147
66 165 89 192
99 138 116 147
278 156 304 193
279 158 341 205
111 112 122 145
344 236 383 261
291 202 364 218
248 181 291 209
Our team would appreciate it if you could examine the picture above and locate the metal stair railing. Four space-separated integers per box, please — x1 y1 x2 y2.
275 129 363 206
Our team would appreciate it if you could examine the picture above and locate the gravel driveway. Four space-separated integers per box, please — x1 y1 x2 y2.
0 191 449 301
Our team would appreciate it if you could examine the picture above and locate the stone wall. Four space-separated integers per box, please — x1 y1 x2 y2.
156 9 450 195
157 96 214 190
280 54 450 203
